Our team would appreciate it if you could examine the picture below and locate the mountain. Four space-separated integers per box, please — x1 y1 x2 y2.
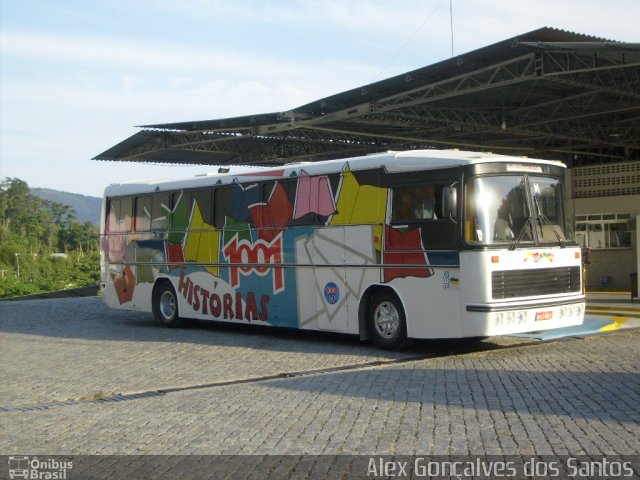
31 188 102 226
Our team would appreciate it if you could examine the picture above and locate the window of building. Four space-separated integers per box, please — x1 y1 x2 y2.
575 213 632 249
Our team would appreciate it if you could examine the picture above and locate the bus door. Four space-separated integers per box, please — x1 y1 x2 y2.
304 225 378 333
295 226 348 332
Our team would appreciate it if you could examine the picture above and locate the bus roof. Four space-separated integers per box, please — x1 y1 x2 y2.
103 149 566 197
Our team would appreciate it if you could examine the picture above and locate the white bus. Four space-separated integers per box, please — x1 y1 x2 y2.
101 149 585 350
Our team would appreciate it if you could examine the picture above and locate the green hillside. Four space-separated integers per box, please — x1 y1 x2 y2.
31 188 102 225
0 178 99 298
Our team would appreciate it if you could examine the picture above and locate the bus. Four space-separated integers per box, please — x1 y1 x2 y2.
100 149 585 350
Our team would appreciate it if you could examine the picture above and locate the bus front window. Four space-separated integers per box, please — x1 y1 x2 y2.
465 176 532 245
530 176 572 243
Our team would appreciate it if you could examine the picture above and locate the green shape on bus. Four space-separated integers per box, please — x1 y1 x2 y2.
222 217 253 245
167 192 190 244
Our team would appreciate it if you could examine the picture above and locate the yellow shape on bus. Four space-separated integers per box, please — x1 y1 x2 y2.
184 203 220 276
331 168 387 251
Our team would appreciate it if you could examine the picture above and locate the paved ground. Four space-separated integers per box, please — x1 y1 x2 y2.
1 297 639 461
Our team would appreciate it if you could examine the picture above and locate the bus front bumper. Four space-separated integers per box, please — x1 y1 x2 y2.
464 297 586 337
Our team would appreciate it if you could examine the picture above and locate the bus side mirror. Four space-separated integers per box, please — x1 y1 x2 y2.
443 185 458 222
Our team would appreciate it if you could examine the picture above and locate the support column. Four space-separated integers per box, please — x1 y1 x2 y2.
635 214 640 300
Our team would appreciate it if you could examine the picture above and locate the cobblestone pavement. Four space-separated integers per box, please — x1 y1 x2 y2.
1 297 639 457
0 297 416 406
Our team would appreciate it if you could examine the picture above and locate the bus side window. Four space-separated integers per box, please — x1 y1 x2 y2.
391 185 436 223
190 188 213 225
151 192 170 230
135 196 152 231
391 184 457 249
171 191 182 214
290 175 313 225
106 198 120 232
214 187 233 228
254 180 294 230
107 197 132 232
120 197 132 231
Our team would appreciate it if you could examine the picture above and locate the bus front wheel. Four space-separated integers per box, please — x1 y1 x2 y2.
367 290 408 351
153 282 183 327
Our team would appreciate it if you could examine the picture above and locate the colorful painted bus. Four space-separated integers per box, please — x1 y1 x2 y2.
100 149 585 350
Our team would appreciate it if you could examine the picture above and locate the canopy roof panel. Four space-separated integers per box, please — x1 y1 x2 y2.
94 27 640 168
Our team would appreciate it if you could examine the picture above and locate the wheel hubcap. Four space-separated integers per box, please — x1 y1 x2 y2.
159 291 176 320
374 301 400 339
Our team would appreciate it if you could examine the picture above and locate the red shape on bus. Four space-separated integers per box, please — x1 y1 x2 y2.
383 226 432 282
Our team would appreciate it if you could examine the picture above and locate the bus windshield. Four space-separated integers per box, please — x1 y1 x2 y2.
464 175 571 246
529 176 571 244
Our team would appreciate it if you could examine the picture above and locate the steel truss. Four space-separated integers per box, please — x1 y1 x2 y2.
94 32 640 167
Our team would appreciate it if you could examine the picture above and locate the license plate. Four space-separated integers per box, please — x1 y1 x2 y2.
535 311 553 321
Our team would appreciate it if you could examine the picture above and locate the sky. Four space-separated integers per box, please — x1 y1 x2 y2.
1 0 638 197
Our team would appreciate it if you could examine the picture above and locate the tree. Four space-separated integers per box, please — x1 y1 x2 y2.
0 178 37 232
0 177 100 298
60 220 98 252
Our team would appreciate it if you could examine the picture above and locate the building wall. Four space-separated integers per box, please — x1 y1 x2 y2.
567 165 640 290
583 248 634 290
636 214 640 299
571 195 640 216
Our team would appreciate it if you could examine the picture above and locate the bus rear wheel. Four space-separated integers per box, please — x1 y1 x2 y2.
153 282 183 327
368 290 408 351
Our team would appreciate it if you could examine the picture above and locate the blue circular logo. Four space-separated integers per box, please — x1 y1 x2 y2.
324 282 340 304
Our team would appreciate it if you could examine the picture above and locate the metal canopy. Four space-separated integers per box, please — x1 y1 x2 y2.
94 27 640 168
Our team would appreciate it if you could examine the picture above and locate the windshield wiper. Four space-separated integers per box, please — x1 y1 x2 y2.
533 196 565 248
509 216 533 251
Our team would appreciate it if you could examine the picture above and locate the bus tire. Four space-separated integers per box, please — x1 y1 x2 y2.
367 290 408 351
153 281 183 328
